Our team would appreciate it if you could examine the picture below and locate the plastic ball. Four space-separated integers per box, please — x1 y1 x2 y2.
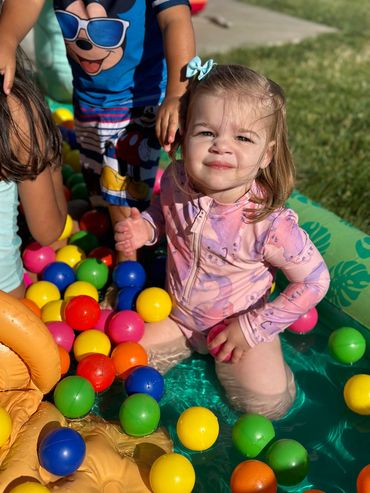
288 307 318 334
149 453 195 493
328 326 366 364
125 365 165 401
189 0 208 15
79 209 111 238
69 230 99 254
71 182 89 200
357 464 370 493
47 321 75 352
57 214 74 241
112 261 146 289
230 459 277 493
64 281 99 302
54 375 95 418
73 330 111 362
116 286 141 311
76 353 116 392
23 271 34 288
20 297 41 317
42 261 76 292
343 374 370 415
38 427 86 476
207 322 232 362
153 167 164 195
8 484 50 493
66 172 84 189
65 148 81 172
88 246 116 270
111 341 148 379
177 406 219 451
26 281 60 309
136 287 172 323
62 163 75 182
58 345 71 375
76 258 109 290
53 107 74 125
119 393 160 437
41 299 65 323
64 294 101 331
22 241 56 274
232 413 275 458
265 439 309 486
107 310 145 344
94 308 115 332
0 407 12 447
68 198 91 221
56 244 86 268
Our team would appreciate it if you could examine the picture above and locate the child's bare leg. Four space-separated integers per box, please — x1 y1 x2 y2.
215 336 296 420
140 317 192 374
8 282 26 299
109 204 136 261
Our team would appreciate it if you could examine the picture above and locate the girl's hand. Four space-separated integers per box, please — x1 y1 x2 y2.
156 96 181 152
207 318 252 364
0 39 16 94
114 207 153 257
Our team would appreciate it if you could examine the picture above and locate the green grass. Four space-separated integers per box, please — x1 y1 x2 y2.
208 0 370 234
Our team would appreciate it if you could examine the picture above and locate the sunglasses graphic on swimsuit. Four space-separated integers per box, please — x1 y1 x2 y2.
55 10 130 49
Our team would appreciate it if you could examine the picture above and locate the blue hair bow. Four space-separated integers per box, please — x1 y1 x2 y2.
186 56 216 81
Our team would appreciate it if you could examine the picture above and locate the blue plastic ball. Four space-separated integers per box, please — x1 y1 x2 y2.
113 261 146 289
116 286 141 311
41 261 76 292
38 427 86 476
125 365 165 401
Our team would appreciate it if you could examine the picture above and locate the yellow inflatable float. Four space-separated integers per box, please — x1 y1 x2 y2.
0 291 172 492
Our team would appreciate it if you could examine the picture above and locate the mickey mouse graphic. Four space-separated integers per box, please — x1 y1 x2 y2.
54 0 135 76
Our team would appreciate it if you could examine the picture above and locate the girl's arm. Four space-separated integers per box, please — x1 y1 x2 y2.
238 209 330 347
156 4 195 152
0 0 45 94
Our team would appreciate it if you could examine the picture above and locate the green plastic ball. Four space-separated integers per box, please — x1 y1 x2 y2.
76 258 109 290
66 172 85 189
328 327 366 364
265 438 309 486
119 393 160 437
54 375 95 419
232 413 275 458
62 164 75 183
69 230 99 254
71 182 89 200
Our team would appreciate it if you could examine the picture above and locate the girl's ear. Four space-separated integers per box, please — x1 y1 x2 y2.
260 140 275 169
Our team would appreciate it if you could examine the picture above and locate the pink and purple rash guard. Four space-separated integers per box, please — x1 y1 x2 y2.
142 163 330 352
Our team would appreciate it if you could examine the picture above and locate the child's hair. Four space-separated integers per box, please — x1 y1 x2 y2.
0 47 62 182
171 63 295 222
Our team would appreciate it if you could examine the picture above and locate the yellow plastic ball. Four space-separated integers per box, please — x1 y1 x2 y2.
270 281 276 294
41 299 65 323
9 483 50 493
62 141 71 161
150 453 195 493
58 214 74 241
0 407 12 447
56 245 86 268
344 374 370 415
65 149 81 172
26 281 61 309
177 406 219 451
64 281 99 302
73 329 111 362
52 107 74 125
136 287 172 322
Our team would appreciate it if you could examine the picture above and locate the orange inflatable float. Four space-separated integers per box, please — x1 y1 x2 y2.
0 291 172 492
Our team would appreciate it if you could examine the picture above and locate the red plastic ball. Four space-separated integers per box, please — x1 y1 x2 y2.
190 0 208 15
64 294 101 331
288 307 318 334
357 464 370 493
88 246 116 270
107 310 145 344
76 353 116 392
79 209 111 238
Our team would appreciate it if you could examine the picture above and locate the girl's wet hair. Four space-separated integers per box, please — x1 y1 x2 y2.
0 47 62 182
171 63 295 222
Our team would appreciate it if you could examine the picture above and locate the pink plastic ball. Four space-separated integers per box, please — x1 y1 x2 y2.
107 310 145 344
94 308 115 332
153 168 164 195
288 307 319 334
22 241 56 274
23 271 34 288
47 321 76 352
207 322 232 362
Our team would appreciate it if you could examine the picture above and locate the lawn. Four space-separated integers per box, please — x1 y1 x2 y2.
209 0 370 234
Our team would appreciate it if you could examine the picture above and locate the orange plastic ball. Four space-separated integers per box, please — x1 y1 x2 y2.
305 490 326 493
20 298 41 317
58 345 71 375
111 341 148 379
357 464 370 493
230 460 277 493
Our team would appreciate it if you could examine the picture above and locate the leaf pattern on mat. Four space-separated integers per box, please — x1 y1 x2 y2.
301 221 331 256
355 236 370 259
328 261 370 307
